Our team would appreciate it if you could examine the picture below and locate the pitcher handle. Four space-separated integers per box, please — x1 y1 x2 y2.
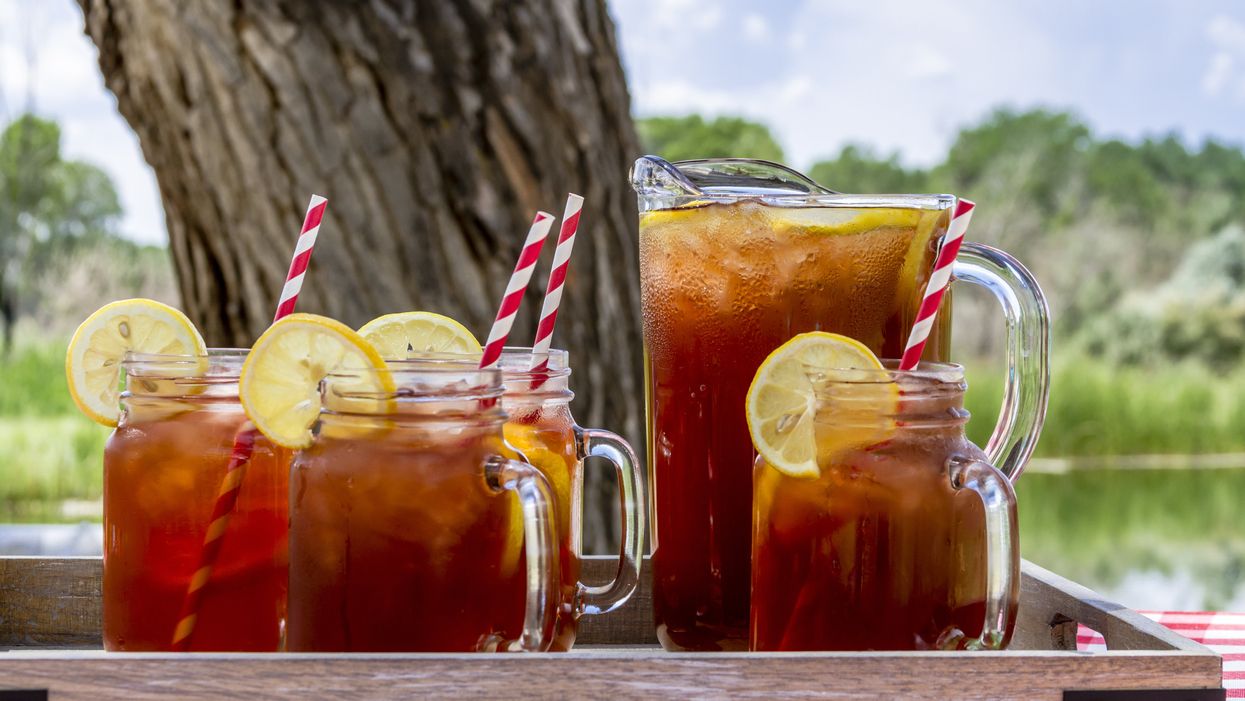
486 456 559 652
949 457 1020 650
953 242 1050 481
575 427 644 616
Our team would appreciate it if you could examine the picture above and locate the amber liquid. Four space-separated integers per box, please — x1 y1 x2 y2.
287 421 525 652
639 202 952 650
103 401 290 651
504 404 583 651
751 432 1016 651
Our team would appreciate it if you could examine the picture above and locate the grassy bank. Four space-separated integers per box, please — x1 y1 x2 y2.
0 344 107 522
6 342 1245 522
964 356 1245 457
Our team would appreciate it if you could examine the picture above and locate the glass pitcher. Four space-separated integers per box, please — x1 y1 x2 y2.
631 156 1048 651
751 362 1018 651
286 365 559 652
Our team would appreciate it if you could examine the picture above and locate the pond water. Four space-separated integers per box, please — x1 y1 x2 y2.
1019 466 1245 611
3 466 1242 613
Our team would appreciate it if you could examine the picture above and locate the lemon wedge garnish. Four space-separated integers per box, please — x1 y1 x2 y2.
745 332 897 478
240 313 393 449
65 298 206 426
502 424 574 578
358 311 481 359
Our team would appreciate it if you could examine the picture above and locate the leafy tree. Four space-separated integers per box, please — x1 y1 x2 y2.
934 107 1091 218
0 114 122 352
1082 224 1245 368
1085 140 1170 226
808 144 928 193
636 115 784 163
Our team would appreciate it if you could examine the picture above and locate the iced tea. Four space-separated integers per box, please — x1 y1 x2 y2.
103 350 290 651
503 390 582 651
639 200 952 650
496 348 642 651
751 363 1019 651
287 366 558 652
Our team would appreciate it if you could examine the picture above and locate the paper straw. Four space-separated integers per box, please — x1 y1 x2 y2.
528 194 583 385
479 211 556 369
899 198 975 371
274 195 328 321
172 194 327 650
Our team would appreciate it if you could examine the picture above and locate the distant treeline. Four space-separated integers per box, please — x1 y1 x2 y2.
639 110 1245 367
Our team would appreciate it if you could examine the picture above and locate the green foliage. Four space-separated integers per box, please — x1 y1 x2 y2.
0 416 105 522
636 115 785 163
964 355 1245 457
0 113 125 348
0 344 79 415
0 115 62 214
934 108 1092 217
808 144 929 193
1082 225 1245 368
0 342 106 522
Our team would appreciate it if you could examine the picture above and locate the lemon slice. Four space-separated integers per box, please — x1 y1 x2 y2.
240 313 394 449
358 311 481 360
65 298 207 426
771 207 925 238
745 332 897 478
501 425 574 578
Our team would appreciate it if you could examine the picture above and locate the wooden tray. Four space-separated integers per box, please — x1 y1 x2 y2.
0 556 1223 699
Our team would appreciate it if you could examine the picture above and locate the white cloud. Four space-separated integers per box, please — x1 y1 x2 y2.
1203 14 1245 100
905 44 953 80
742 13 770 43
777 75 812 102
650 0 721 33
1208 14 1245 50
1203 52 1233 96
639 80 746 116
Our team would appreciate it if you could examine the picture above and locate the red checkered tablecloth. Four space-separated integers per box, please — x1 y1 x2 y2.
1079 611 1243 697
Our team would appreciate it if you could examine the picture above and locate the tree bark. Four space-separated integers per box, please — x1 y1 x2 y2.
79 0 643 552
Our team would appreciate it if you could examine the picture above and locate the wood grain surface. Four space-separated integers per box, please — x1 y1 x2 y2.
0 649 1222 700
0 556 1222 698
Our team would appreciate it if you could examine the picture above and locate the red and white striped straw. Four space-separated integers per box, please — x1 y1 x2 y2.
899 198 975 371
172 194 327 650
528 194 583 381
273 194 328 321
479 211 557 369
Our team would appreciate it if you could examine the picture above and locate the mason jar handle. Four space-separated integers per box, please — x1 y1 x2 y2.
485 456 559 652
574 427 644 616
953 242 1050 481
949 457 1019 650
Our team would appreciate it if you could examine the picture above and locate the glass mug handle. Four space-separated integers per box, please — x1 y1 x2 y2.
948 457 1020 650
574 427 644 616
485 456 560 652
953 242 1051 481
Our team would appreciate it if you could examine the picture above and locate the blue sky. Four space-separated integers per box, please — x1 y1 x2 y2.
1 0 1243 244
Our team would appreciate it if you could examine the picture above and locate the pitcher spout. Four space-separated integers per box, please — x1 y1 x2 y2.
630 155 703 213
630 155 836 213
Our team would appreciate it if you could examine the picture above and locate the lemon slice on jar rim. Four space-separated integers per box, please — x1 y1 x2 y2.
65 298 207 427
358 311 481 360
240 313 394 450
745 332 899 479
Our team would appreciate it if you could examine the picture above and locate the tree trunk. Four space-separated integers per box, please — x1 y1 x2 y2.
79 0 643 553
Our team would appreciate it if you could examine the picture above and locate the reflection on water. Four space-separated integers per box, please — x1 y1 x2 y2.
1020 466 1245 611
